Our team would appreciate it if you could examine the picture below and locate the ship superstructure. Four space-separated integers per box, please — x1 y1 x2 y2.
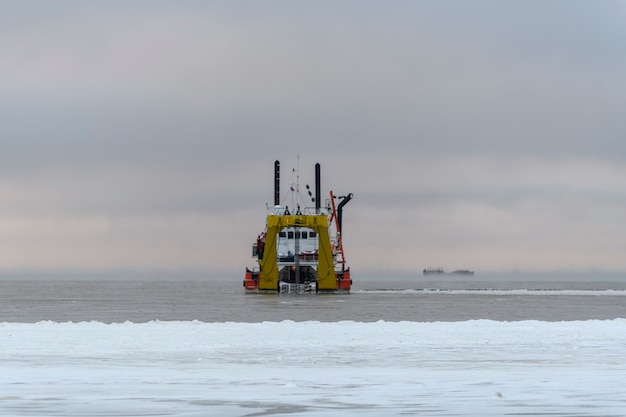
244 160 352 293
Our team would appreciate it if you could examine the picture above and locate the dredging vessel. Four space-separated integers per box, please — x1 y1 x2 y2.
423 268 475 276
244 160 353 293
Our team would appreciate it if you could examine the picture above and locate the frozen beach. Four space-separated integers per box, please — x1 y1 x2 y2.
2 319 626 416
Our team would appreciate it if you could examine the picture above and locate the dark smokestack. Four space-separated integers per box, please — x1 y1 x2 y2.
274 160 280 206
337 193 353 234
315 163 321 213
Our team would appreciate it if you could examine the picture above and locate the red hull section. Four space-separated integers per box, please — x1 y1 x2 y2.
246 268 352 293
337 268 352 291
244 269 260 291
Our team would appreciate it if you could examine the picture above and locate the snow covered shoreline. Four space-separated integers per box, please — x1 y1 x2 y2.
2 320 626 416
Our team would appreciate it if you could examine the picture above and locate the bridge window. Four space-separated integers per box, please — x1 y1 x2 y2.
280 230 313 239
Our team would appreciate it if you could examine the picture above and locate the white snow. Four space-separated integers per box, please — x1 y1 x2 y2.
2 320 626 416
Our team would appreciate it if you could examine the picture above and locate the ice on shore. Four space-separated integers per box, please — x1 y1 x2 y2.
2 319 626 416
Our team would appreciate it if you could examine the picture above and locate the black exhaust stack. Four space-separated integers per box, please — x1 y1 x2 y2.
337 193 353 234
315 163 321 213
274 160 280 206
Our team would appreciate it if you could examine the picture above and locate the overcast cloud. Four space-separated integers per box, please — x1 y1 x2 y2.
1 1 626 278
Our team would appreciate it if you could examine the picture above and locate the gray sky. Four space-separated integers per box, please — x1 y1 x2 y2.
2 1 626 278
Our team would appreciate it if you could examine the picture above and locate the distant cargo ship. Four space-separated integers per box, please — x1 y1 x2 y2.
423 268 474 276
451 270 474 276
423 268 445 275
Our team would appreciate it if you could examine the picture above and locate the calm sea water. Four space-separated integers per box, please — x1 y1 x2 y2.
1 275 625 323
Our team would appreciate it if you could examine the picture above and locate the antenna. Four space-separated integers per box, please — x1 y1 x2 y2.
296 154 300 194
